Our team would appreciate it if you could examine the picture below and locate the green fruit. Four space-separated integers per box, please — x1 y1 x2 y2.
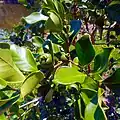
60 53 69 61
39 53 53 69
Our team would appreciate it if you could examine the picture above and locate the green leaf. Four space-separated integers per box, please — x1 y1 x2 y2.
104 68 120 84
0 92 19 106
45 11 63 32
48 33 65 45
81 92 90 105
22 12 48 24
84 91 107 120
106 1 120 22
45 89 53 102
43 0 56 11
0 43 10 49
75 34 95 66
74 98 84 120
0 114 6 120
94 47 113 73
0 78 7 89
52 43 60 53
0 94 20 114
84 94 98 120
81 88 97 99
10 44 38 72
0 49 25 83
54 0 65 18
53 67 86 85
32 36 44 48
81 77 98 90
21 71 44 97
18 0 27 4
94 105 107 120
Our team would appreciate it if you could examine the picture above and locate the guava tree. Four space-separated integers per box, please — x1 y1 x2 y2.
0 0 120 120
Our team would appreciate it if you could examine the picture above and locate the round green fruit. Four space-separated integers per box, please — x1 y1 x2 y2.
39 53 53 69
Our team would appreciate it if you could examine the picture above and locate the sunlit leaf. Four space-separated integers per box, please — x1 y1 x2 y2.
54 0 65 18
0 49 25 83
43 0 56 11
84 94 106 120
22 12 48 24
10 44 38 72
21 71 44 97
0 114 6 120
81 77 98 90
53 67 86 85
45 11 63 32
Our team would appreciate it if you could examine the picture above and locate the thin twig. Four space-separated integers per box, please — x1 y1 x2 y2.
54 61 63 69
19 98 40 109
69 60 79 67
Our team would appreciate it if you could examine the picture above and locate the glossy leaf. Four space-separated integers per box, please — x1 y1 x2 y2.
94 47 113 73
53 67 86 85
10 44 38 72
21 71 44 97
43 0 56 11
94 105 107 120
84 94 106 120
22 12 48 24
0 49 25 82
81 77 98 90
81 88 97 99
52 43 60 53
106 1 120 22
84 94 98 120
80 92 90 105
70 20 82 42
54 0 65 18
75 34 95 66
45 11 63 32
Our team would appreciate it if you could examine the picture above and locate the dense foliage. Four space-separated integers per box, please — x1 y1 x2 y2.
1 0 120 119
